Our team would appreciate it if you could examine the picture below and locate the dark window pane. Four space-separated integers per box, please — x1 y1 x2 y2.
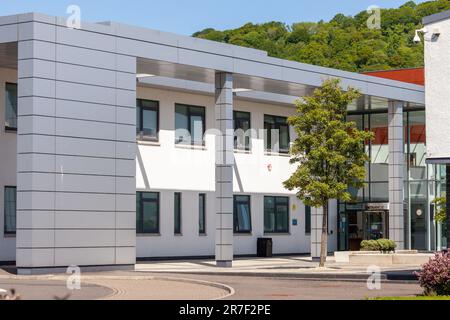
136 192 159 234
174 193 182 235
4 187 16 234
137 99 159 141
264 115 289 153
175 104 205 146
199 194 206 234
5 83 17 130
264 196 289 233
234 195 251 233
305 205 311 234
234 111 251 150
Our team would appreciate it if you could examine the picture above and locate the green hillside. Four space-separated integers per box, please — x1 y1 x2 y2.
193 0 450 72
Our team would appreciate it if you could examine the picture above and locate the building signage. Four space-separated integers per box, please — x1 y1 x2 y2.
365 203 390 211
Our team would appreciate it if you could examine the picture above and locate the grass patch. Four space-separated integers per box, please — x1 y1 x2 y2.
370 296 450 300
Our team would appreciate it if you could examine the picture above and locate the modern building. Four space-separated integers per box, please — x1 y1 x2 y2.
423 9 450 250
0 12 443 274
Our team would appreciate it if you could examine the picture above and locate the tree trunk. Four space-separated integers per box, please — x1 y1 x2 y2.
319 201 328 267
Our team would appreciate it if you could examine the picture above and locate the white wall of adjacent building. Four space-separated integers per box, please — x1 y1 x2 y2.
135 86 337 258
425 17 450 160
0 67 17 262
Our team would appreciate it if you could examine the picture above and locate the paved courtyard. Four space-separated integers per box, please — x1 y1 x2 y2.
0 256 424 300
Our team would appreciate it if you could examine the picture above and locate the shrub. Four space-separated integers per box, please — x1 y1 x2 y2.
377 239 397 253
415 252 450 296
361 240 380 251
360 239 397 252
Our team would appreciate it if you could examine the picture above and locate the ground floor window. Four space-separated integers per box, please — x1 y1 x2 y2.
199 194 206 235
4 186 16 235
136 192 160 234
264 196 289 233
305 205 311 235
233 195 251 234
174 192 182 235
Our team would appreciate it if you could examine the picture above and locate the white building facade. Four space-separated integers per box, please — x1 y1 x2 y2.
0 13 426 274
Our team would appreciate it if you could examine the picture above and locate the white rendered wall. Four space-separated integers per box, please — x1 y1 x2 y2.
136 86 337 258
0 68 17 262
425 18 450 161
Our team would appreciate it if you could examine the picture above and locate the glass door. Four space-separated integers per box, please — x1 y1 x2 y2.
364 211 386 240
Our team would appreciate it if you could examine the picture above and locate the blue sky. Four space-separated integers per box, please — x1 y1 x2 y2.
1 0 427 35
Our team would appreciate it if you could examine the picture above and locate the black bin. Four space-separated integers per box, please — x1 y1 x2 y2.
257 238 273 257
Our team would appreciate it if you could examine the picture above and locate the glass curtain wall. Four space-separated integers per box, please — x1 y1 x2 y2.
339 97 439 251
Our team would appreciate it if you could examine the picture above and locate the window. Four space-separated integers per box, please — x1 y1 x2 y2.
234 111 251 151
4 187 16 235
199 193 206 234
174 192 182 235
305 205 311 234
175 104 206 146
264 196 289 233
264 115 290 153
136 99 159 141
5 83 18 131
233 195 252 233
136 192 160 234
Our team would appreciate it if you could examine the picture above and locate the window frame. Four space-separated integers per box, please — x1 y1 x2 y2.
175 103 206 146
4 83 18 132
233 110 251 151
136 191 160 235
4 186 17 236
264 196 290 234
136 99 160 142
174 192 182 235
264 114 290 154
233 195 252 234
199 193 206 235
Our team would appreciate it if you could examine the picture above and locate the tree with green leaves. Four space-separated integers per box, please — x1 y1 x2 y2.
284 79 374 267
432 195 447 223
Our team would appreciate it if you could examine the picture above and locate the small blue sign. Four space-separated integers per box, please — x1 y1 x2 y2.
292 219 298 226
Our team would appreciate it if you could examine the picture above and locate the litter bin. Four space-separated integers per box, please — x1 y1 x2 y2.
257 238 273 257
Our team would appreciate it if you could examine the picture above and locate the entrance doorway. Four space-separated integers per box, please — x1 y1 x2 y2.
339 208 389 251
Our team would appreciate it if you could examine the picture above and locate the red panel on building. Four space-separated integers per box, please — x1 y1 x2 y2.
362 68 424 86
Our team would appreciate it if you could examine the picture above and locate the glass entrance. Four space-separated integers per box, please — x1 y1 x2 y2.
364 211 387 240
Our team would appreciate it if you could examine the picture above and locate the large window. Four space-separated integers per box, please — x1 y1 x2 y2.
234 111 251 151
174 192 182 235
264 115 290 153
199 193 206 234
136 192 160 234
233 195 252 234
264 196 289 233
305 205 311 235
136 99 159 141
4 187 16 235
175 104 206 146
5 83 17 131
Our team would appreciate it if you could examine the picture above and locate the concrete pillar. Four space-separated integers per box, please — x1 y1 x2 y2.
388 100 405 250
16 19 136 274
215 72 234 267
310 207 322 259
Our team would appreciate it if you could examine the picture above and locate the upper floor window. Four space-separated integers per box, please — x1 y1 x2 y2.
136 192 160 234
136 99 159 141
264 115 290 154
264 196 289 234
233 195 252 234
175 104 206 146
5 83 18 131
4 186 16 235
234 111 251 151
